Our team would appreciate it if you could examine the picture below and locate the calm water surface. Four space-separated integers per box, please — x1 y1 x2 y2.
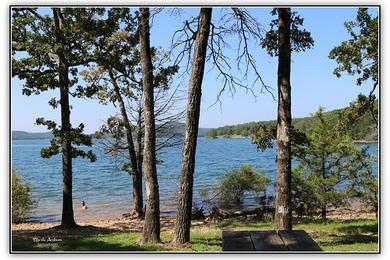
11 138 378 222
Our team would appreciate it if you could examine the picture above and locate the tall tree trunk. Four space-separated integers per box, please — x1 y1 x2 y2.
174 8 212 245
275 8 292 231
135 107 144 185
321 152 327 222
54 8 77 229
59 66 76 229
109 71 143 218
139 8 160 244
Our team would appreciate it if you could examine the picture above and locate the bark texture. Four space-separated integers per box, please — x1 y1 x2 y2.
275 8 293 231
321 154 327 221
139 8 161 244
54 8 77 229
174 8 212 244
109 71 143 218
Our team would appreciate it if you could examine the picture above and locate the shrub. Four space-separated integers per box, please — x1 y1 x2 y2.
217 165 271 204
12 169 37 223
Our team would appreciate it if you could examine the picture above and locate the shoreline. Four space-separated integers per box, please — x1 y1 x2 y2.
206 135 378 143
13 207 377 232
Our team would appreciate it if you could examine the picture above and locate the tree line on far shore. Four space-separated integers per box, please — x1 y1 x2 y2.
205 98 378 141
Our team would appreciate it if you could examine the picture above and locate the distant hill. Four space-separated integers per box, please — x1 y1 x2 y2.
12 131 52 140
205 100 378 142
157 122 210 137
12 124 211 140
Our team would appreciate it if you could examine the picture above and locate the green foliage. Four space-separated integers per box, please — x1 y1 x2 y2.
329 8 378 124
205 121 274 139
250 97 378 219
329 8 378 88
291 168 319 217
347 165 378 217
217 165 271 203
12 8 129 95
11 8 125 162
36 118 96 162
252 124 308 156
261 8 314 57
291 108 376 219
206 97 378 142
251 124 276 151
12 169 37 223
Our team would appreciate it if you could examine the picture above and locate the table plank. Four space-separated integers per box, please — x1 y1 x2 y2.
278 230 322 251
250 231 289 251
222 231 254 251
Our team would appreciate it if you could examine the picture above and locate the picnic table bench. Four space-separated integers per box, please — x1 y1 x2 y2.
222 230 322 252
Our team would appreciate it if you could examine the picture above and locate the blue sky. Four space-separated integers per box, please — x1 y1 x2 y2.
11 7 379 133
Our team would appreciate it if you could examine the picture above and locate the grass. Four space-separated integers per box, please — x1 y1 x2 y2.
12 218 378 252
294 219 379 252
13 231 221 252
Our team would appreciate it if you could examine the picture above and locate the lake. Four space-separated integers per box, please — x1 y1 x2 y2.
11 138 378 222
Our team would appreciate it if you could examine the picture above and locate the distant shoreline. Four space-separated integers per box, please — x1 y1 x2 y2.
206 135 378 143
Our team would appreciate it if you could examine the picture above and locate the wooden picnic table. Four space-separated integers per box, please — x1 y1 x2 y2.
222 230 322 252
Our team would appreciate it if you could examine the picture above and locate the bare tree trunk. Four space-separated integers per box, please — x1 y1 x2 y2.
174 8 212 245
54 8 77 229
109 71 143 218
139 8 160 244
135 107 144 184
275 8 292 231
321 153 327 222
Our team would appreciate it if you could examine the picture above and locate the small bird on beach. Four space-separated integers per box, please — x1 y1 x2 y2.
81 200 88 211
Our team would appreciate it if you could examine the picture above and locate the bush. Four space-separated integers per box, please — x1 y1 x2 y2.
12 169 37 223
291 169 320 218
217 165 271 204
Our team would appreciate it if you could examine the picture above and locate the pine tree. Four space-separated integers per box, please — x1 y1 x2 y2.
12 7 123 228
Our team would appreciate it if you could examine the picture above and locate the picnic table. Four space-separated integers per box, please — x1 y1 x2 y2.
222 230 322 252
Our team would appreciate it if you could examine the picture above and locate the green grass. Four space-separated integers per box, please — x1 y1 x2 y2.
294 219 379 252
13 231 222 252
13 218 378 252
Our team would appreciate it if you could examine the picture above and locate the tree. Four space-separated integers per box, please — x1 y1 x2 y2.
81 26 179 219
174 8 212 245
292 108 375 221
12 8 122 229
139 7 161 244
275 8 293 230
261 8 313 230
252 100 377 221
172 7 278 244
329 8 378 122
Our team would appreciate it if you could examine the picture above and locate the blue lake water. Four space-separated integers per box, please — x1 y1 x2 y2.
11 138 378 222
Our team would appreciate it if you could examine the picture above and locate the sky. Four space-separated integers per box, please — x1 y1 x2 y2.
11 7 379 133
